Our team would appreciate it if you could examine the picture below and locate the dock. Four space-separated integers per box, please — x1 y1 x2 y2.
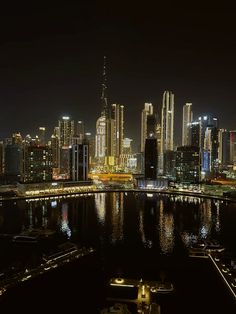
107 277 173 313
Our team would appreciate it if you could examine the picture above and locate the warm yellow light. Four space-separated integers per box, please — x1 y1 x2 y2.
110 283 134 287
115 278 124 284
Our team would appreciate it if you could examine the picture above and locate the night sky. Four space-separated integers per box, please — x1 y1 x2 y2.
0 2 236 148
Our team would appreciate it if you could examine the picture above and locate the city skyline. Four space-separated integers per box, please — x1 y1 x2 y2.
0 3 236 147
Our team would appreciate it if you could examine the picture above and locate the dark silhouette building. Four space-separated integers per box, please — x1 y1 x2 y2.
144 135 157 180
70 142 89 181
163 150 176 178
4 143 23 183
175 146 200 183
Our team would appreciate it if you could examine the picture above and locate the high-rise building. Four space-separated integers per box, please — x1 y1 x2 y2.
59 147 71 179
218 129 230 169
230 130 236 167
38 127 46 145
84 132 95 168
163 150 175 178
190 122 201 147
58 116 74 176
147 114 157 138
105 117 115 166
160 91 174 174
12 133 23 145
160 91 174 153
182 103 193 146
175 146 200 183
58 116 75 148
0 141 4 175
163 150 176 178
100 56 109 119
70 142 89 181
50 134 59 168
4 143 23 182
156 122 161 171
76 121 85 143
110 103 124 162
144 134 157 180
95 56 109 167
197 114 218 152
189 114 219 176
120 138 135 171
23 145 53 182
141 103 153 153
123 138 133 155
95 115 106 159
195 114 219 174
209 126 219 172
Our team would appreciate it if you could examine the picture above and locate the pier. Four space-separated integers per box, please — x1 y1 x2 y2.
107 277 173 313
0 245 95 297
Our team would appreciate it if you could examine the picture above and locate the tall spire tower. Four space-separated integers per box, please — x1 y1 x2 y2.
95 56 109 163
101 56 108 118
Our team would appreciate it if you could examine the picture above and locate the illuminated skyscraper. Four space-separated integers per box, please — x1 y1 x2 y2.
23 145 52 182
141 103 153 153
160 91 174 153
100 56 109 119
50 134 59 168
189 114 219 176
110 103 124 162
12 133 23 145
95 115 106 159
197 114 218 151
182 103 193 146
58 116 74 177
95 56 109 165
38 127 46 145
160 91 174 174
203 126 219 172
58 116 75 148
76 121 85 143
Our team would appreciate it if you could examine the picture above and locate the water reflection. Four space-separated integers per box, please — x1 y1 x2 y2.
95 193 106 223
159 199 174 254
170 195 201 204
138 194 160 249
60 203 71 239
198 199 212 239
0 192 235 257
109 193 124 243
179 197 222 248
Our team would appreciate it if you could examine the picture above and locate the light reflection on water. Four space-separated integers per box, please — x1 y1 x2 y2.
60 203 71 239
95 193 105 223
159 199 174 254
0 192 235 255
110 193 124 244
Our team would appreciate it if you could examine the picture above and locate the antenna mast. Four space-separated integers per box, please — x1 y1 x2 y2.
101 56 108 118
